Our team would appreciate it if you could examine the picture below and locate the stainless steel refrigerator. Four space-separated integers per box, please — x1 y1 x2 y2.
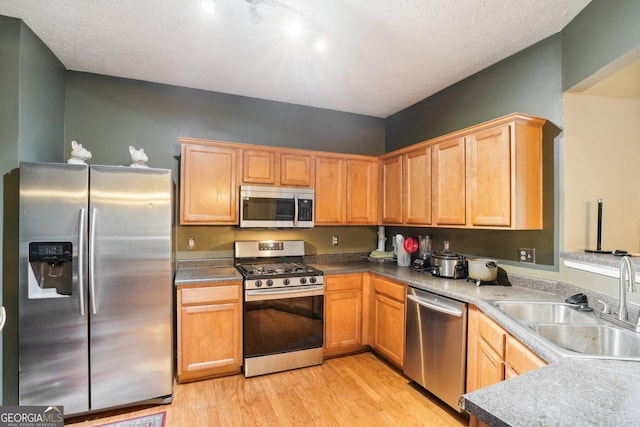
18 162 173 416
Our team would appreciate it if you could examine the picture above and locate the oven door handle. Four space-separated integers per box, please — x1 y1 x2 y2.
245 285 324 302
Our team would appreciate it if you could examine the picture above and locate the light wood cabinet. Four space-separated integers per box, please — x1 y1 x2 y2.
242 148 313 187
504 335 546 379
242 149 277 184
346 159 379 224
315 154 378 225
324 273 368 357
403 147 432 225
380 147 432 226
280 152 314 187
381 155 403 224
381 113 545 230
369 274 405 368
432 137 466 226
466 120 543 229
314 156 346 224
466 125 511 227
467 305 546 393
177 281 243 383
180 142 240 225
179 139 317 225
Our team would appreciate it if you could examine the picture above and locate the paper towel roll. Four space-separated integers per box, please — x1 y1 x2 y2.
377 226 386 251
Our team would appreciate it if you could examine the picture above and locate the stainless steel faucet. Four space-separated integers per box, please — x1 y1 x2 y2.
618 256 637 321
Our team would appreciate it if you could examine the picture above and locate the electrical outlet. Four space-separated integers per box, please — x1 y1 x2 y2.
187 238 196 250
518 248 535 263
332 235 339 246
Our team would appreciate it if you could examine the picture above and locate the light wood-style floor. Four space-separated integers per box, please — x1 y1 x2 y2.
68 352 469 426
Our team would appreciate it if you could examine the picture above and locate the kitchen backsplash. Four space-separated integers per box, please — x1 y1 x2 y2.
175 225 377 259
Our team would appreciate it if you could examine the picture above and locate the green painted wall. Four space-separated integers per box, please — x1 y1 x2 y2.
0 17 67 405
18 22 66 162
64 72 385 171
0 15 21 407
384 35 563 267
563 0 640 90
385 35 563 150
0 17 20 170
64 72 386 258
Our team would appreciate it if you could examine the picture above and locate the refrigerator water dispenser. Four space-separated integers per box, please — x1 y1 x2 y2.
28 242 72 298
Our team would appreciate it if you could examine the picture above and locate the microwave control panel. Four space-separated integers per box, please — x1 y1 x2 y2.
298 199 313 221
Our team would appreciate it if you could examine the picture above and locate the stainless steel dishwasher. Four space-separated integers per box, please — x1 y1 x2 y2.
404 286 467 412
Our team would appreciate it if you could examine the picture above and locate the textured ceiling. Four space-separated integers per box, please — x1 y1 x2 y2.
0 0 591 117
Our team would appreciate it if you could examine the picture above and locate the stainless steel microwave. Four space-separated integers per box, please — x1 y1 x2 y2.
239 185 314 228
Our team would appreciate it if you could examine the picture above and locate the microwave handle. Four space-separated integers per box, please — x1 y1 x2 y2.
294 194 299 227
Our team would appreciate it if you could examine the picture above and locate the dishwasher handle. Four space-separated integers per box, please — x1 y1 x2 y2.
407 293 464 317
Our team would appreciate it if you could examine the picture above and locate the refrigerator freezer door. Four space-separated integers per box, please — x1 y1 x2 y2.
88 166 173 410
19 162 90 414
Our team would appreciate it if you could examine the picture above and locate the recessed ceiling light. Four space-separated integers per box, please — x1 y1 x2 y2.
200 0 216 15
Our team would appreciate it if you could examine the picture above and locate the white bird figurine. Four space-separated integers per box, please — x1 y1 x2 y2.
129 145 149 168
67 140 92 164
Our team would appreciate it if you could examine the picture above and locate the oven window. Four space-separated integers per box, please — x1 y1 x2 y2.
242 198 295 221
244 295 323 357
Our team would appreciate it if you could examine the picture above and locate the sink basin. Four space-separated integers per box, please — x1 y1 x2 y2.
493 301 599 324
531 323 640 359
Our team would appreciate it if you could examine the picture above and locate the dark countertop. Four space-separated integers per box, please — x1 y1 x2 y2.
175 258 640 426
174 266 241 285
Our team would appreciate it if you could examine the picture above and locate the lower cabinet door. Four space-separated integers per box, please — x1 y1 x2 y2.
325 289 363 354
476 337 505 389
178 296 242 382
373 292 405 368
324 274 364 357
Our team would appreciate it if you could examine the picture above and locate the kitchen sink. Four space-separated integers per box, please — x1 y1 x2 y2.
531 323 640 359
492 301 600 324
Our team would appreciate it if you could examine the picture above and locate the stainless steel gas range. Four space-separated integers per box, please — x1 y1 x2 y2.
234 240 324 377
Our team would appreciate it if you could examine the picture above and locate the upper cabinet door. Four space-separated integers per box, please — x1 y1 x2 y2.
180 144 239 224
315 156 346 224
466 125 512 227
242 149 277 185
381 155 403 224
403 147 432 225
432 138 466 226
346 159 378 224
280 152 314 187
242 149 313 187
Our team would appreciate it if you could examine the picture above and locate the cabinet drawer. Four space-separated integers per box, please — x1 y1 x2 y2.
326 273 362 292
180 283 240 306
478 311 506 357
372 276 405 302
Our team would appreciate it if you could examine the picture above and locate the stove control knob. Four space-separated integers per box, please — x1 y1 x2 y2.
266 279 273 287
309 277 317 284
299 277 307 284
255 280 263 288
283 278 290 286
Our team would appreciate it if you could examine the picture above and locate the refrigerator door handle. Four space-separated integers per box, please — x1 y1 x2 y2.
78 209 87 316
89 208 98 315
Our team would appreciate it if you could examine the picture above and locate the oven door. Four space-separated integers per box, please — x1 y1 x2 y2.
244 285 324 359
